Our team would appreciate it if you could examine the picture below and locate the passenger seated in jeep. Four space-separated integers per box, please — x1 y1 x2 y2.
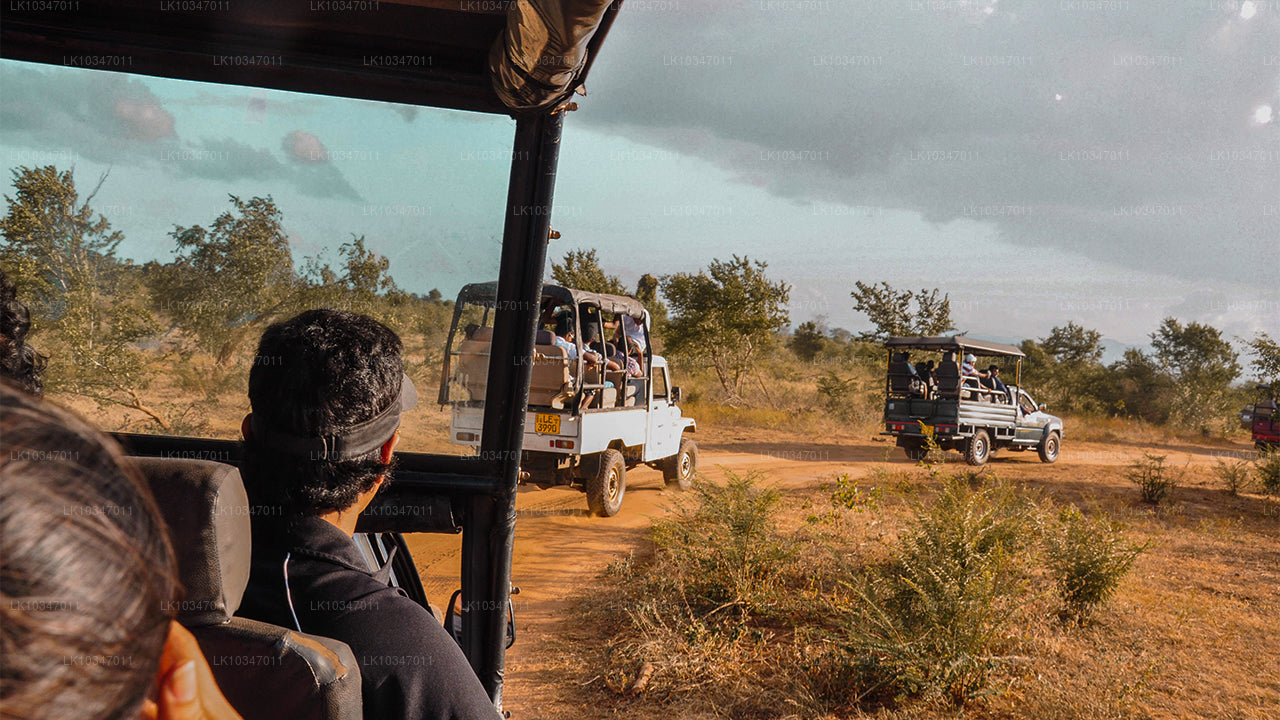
237 309 498 720
981 365 1009 401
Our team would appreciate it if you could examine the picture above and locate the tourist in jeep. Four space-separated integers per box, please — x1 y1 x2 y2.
237 309 498 720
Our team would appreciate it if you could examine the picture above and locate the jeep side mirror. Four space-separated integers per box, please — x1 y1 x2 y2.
671 386 682 403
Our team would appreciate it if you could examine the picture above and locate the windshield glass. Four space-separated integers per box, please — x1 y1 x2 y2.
0 59 512 453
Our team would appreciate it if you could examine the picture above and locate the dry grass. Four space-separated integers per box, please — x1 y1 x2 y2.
547 447 1280 720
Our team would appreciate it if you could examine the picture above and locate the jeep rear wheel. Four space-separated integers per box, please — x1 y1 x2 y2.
1038 431 1060 464
586 449 626 517
965 430 991 466
663 438 698 490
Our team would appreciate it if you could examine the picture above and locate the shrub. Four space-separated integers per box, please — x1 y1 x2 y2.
1127 452 1179 504
1257 450 1280 496
1214 458 1253 495
834 476 1036 705
1043 505 1144 621
830 472 881 512
649 470 794 616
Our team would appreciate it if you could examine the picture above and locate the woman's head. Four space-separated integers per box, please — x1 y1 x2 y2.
0 383 179 719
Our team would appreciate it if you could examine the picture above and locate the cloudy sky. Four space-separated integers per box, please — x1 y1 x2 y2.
1 0 1277 358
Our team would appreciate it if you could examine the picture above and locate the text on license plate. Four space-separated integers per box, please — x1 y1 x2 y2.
534 413 561 435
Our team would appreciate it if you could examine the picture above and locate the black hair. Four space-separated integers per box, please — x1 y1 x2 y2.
0 271 47 395
0 383 179 720
242 309 402 517
555 316 575 338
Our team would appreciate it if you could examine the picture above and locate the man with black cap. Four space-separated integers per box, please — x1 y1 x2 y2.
237 309 498 720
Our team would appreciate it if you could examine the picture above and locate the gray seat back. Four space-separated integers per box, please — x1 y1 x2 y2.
135 457 362 720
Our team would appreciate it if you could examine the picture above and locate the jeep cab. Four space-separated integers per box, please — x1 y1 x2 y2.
881 336 1065 465
1250 384 1278 450
441 282 698 516
3 0 625 713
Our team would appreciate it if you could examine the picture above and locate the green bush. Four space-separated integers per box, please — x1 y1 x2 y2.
835 477 1036 705
1127 453 1179 504
1257 450 1280 496
649 470 794 617
1043 506 1143 621
1214 458 1253 495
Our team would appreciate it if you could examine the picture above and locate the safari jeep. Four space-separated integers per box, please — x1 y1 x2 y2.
440 283 698 516
1249 384 1278 450
881 336 1065 466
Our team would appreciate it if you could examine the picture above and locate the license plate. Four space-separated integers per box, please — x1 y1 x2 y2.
534 413 560 435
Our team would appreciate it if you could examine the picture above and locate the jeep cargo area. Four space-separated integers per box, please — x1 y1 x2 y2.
881 336 1064 466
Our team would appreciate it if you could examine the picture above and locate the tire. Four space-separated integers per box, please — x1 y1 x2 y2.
663 438 698 490
965 430 991 466
586 449 626 517
903 441 928 462
1038 431 1061 464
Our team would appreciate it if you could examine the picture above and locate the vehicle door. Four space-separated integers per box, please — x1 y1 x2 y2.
1014 389 1049 442
645 366 681 461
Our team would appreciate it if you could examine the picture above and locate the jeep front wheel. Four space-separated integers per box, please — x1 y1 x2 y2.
663 438 698 490
586 449 626 517
965 430 991 466
1038 431 1060 464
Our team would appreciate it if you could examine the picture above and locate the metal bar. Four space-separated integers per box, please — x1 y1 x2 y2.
460 110 564 709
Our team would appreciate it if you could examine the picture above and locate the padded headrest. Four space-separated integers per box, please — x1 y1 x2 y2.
535 328 555 345
134 458 251 627
470 326 494 342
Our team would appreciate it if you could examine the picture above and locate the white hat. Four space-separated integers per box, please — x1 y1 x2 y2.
964 353 976 363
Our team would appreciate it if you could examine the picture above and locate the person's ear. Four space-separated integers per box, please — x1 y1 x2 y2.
381 431 400 464
240 414 253 441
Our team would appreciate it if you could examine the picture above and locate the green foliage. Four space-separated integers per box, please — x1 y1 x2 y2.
1042 322 1104 365
1127 453 1179 505
788 319 827 362
830 473 881 512
662 256 790 397
1257 450 1280 496
1043 505 1143 621
158 195 298 364
1151 317 1241 431
550 248 626 295
849 280 953 342
1246 332 1280 385
0 166 169 427
633 272 668 346
1214 458 1253 495
650 470 794 616
836 477 1035 704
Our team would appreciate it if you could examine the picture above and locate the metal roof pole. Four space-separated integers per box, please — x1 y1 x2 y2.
461 109 564 710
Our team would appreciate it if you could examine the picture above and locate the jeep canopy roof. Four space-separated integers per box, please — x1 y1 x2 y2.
885 335 1026 358
458 281 649 319
1 0 619 114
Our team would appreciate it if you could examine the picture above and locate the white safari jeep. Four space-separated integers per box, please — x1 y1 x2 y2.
440 283 698 516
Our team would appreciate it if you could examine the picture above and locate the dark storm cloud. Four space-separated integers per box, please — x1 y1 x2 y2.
579 1 1280 286
0 63 361 201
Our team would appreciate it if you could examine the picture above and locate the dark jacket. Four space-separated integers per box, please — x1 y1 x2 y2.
238 515 498 720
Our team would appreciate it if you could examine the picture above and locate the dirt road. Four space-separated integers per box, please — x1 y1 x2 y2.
404 427 1259 715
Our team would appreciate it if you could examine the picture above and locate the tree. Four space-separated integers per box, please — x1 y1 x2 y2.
1246 332 1280 385
661 256 790 397
158 195 299 364
1042 322 1103 366
1151 318 1240 430
789 320 827 362
849 281 953 341
550 249 626 295
634 272 668 347
0 165 168 427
